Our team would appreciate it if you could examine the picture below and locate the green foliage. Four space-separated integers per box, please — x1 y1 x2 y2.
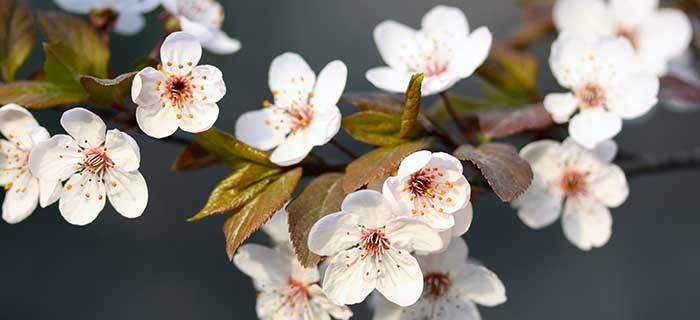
0 0 34 82
477 45 539 100
194 128 275 167
80 72 136 106
0 81 86 108
342 111 405 146
288 173 345 267
399 73 423 139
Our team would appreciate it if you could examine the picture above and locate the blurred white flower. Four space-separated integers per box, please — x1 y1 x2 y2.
0 104 58 224
366 5 492 96
234 244 353 320
29 108 148 226
553 0 692 76
54 0 160 35
262 206 290 244
546 35 659 148
512 138 629 250
383 151 471 230
307 190 443 307
162 0 241 54
371 238 506 320
236 52 347 166
132 31 226 138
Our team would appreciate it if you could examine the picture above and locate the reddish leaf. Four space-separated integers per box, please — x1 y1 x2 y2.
172 143 221 171
659 75 700 104
478 103 553 138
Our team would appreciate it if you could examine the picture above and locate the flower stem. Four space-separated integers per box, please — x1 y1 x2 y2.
618 148 700 177
439 92 469 138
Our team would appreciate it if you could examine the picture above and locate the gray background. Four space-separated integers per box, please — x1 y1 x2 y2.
1 0 699 319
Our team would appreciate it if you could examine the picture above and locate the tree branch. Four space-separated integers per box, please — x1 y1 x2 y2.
618 148 700 177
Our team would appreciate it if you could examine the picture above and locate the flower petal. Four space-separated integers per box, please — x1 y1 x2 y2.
311 60 347 109
519 139 559 164
610 0 658 27
308 285 353 320
450 202 473 237
268 52 316 106
135 104 179 139
451 26 492 78
39 180 62 208
322 249 377 305
58 173 106 226
373 20 417 70
396 150 432 178
340 190 395 228
308 211 361 257
0 103 39 149
269 132 313 166
569 109 622 149
235 108 287 151
29 134 82 186
202 30 241 55
233 243 291 286
131 67 166 106
553 0 613 39
105 129 140 172
2 173 38 224
262 207 290 244
178 102 219 133
365 67 413 94
105 169 148 219
588 164 629 208
563 137 617 163
376 248 424 307
422 5 469 38
60 108 107 148
160 31 202 76
386 217 443 253
512 175 563 229
453 263 507 307
191 65 226 103
561 196 613 251
306 104 342 146
113 12 146 36
544 92 578 123
638 9 692 76
606 72 659 119
417 236 469 274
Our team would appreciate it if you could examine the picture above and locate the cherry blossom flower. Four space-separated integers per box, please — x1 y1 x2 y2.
161 0 241 54
54 0 160 35
307 190 443 307
132 31 226 138
0 104 59 224
236 52 347 166
553 0 692 76
383 151 471 230
512 138 629 250
29 108 148 226
545 35 659 148
371 238 506 320
234 244 353 320
366 5 492 96
262 206 290 244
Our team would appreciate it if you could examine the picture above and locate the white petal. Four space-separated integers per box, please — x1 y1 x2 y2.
235 108 287 151
417 236 469 273
373 20 417 70
0 140 20 185
306 104 341 146
451 27 492 78
178 102 219 133
366 67 413 94
113 12 146 35
453 264 507 307
369 293 403 320
450 202 473 237
202 29 241 55
420 74 460 96
233 243 291 286
569 109 622 149
39 180 62 208
563 137 617 163
269 132 313 166
606 73 659 119
105 169 148 219
262 207 290 243
0 103 39 149
2 173 38 224
28 126 50 146
322 250 377 305
512 175 563 229
309 285 353 320
519 139 559 164
610 0 658 27
311 60 347 108
131 67 166 106
160 31 202 76
340 190 395 228
396 150 432 178
60 108 107 148
588 164 629 208
421 5 469 40
58 173 106 226
561 196 613 250
268 52 316 106
544 92 577 123
375 248 424 307
29 134 81 186
553 0 614 38
135 104 179 139
191 65 226 103
105 129 140 172
386 217 443 253
638 9 693 76
307 211 361 257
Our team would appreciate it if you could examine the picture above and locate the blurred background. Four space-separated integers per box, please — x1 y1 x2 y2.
1 0 699 319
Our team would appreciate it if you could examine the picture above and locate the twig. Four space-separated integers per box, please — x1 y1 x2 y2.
439 92 468 136
618 148 700 177
330 138 358 159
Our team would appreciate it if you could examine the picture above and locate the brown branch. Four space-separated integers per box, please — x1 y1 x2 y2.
618 148 700 177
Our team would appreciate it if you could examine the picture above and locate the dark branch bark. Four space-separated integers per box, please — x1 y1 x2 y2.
618 148 700 177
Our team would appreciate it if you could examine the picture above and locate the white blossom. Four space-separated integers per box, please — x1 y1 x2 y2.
132 31 226 138
161 0 241 54
236 52 347 166
29 108 148 226
553 0 692 76
234 244 353 320
512 138 629 250
307 190 443 307
262 206 290 244
371 238 507 320
54 0 160 35
366 5 492 96
0 104 58 224
383 151 471 230
545 35 659 148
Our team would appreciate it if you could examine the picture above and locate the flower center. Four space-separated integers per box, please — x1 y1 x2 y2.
359 227 390 259
286 278 311 301
286 106 314 131
576 84 606 108
559 169 586 196
162 75 194 108
424 272 451 299
81 147 113 175
404 167 454 216
423 61 449 78
616 27 640 51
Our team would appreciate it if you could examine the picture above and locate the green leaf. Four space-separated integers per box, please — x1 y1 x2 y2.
477 45 538 100
38 11 109 79
189 163 282 222
0 81 87 108
342 111 405 146
453 143 533 202
224 167 303 260
43 41 84 88
288 173 346 267
0 0 34 82
195 128 276 167
80 72 136 106
341 92 403 114
343 139 433 193
399 73 423 139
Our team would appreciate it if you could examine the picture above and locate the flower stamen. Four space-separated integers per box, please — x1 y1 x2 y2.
559 169 586 196
576 84 606 109
423 272 451 299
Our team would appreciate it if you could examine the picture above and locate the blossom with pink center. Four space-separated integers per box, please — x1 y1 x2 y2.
366 5 492 96
0 104 59 224
54 0 160 35
29 108 148 226
161 0 241 54
235 52 347 166
545 35 659 148
553 0 692 76
132 31 227 138
512 138 629 250
307 190 443 307
371 238 506 320
234 244 352 320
